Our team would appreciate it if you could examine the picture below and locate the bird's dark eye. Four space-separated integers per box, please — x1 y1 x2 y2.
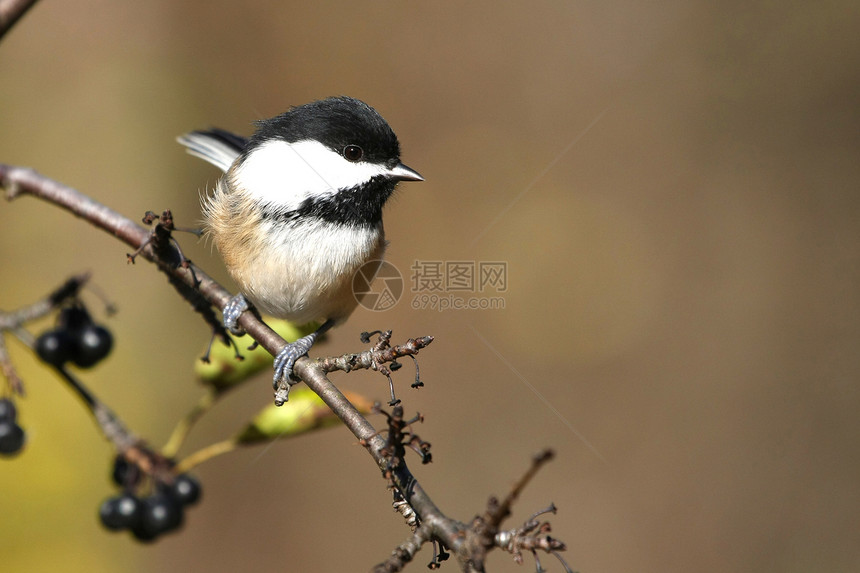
343 144 364 162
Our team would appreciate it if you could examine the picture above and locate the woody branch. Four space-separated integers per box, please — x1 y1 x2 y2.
0 164 473 560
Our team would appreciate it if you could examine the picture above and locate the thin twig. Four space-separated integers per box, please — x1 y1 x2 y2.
0 273 90 330
372 522 435 573
299 363 468 559
0 337 23 395
50 365 156 464
488 449 556 527
315 335 434 375
0 273 90 394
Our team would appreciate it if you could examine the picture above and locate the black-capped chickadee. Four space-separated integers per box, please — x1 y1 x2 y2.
178 96 423 405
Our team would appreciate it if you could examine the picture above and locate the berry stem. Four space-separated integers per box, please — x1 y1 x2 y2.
161 388 219 458
173 439 237 474
51 364 97 408
51 364 140 452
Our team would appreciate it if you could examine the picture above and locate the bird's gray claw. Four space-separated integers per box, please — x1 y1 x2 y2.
222 294 249 335
272 332 319 406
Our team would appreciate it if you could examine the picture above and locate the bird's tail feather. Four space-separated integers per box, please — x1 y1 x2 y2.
176 128 247 173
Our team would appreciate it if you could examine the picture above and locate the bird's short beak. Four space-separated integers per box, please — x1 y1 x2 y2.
389 163 424 182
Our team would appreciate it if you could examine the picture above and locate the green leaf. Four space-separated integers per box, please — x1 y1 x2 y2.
235 388 374 444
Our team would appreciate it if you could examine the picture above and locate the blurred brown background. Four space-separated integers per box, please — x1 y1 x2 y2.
1 1 859 572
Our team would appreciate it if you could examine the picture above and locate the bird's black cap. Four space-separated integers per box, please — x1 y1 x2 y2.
248 96 403 168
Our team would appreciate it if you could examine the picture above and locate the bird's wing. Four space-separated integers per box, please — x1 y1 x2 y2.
176 128 248 173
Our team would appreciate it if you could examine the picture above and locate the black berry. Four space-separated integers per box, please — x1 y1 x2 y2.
0 398 16 422
130 522 159 543
99 493 142 531
71 324 113 368
111 455 140 488
0 421 26 455
34 329 76 366
132 494 184 541
58 305 92 331
170 474 202 506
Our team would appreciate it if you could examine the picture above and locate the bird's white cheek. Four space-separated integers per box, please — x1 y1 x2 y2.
233 139 389 210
